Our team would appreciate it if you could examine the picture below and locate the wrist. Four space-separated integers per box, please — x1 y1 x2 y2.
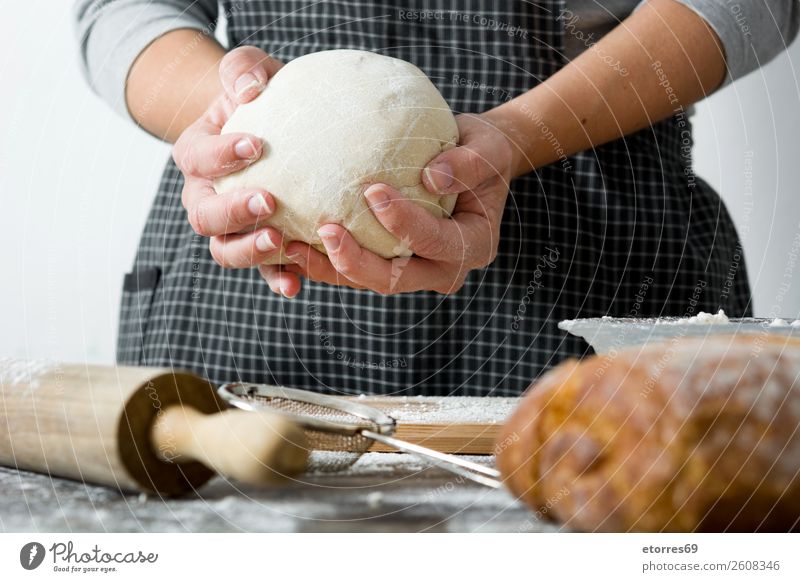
482 105 536 179
127 29 226 142
486 85 591 178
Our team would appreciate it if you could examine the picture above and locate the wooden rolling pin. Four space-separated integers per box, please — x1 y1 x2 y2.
0 361 307 495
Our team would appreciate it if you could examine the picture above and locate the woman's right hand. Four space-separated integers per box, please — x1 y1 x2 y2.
172 47 301 296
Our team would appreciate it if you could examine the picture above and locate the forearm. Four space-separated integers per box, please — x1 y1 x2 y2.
486 0 725 177
126 29 226 142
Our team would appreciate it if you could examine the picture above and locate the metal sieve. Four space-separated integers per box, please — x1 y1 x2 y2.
217 383 502 488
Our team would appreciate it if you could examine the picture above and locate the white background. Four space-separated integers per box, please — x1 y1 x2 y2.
0 533 797 581
1 3 799 365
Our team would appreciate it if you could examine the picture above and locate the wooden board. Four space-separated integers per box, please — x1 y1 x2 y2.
347 396 519 454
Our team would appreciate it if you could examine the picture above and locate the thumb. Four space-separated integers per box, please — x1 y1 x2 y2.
422 142 497 195
218 46 282 103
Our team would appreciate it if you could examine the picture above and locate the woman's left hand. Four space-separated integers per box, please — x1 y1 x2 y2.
261 113 515 296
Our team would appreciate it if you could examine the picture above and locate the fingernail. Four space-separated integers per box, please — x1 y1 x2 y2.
234 73 264 98
364 185 390 211
317 227 341 251
256 231 277 252
424 162 454 191
235 138 259 160
280 281 297 298
247 193 270 217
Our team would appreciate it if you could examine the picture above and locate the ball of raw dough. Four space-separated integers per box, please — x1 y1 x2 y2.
214 49 459 264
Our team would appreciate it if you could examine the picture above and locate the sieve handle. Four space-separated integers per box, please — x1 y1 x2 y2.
362 430 503 489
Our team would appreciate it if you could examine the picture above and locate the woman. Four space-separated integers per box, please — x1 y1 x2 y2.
74 0 797 395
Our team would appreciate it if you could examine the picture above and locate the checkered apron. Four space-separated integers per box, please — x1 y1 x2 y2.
117 0 751 396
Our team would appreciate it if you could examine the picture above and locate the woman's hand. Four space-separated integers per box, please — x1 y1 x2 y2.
272 113 515 295
171 47 303 294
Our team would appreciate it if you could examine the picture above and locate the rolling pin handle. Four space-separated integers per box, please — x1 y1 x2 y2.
150 406 308 486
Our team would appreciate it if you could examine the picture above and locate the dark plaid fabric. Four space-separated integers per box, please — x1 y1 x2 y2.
117 0 751 396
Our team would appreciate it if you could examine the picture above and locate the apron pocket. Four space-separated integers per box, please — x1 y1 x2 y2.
116 267 161 365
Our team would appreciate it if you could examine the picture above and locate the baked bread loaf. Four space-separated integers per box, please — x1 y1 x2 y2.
496 334 800 531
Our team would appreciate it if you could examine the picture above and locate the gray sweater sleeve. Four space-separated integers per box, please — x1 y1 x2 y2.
73 0 218 120
75 0 799 123
675 0 799 83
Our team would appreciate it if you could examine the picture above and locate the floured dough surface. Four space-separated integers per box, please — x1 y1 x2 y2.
214 49 459 264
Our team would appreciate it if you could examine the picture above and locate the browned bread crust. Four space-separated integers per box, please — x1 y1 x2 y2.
496 334 800 531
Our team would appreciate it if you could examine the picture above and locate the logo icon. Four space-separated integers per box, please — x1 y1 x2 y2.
20 542 45 570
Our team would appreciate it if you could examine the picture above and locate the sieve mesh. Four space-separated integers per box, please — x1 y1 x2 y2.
233 390 379 471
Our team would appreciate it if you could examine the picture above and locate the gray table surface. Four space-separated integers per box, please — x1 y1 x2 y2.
0 453 558 533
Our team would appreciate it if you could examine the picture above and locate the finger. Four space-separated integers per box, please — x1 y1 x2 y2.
260 264 282 294
258 265 302 298
182 182 275 237
315 225 464 294
208 227 282 269
363 184 492 265
173 130 262 178
284 242 365 289
219 46 283 103
205 93 239 129
422 124 504 195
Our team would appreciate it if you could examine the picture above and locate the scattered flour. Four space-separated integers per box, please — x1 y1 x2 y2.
0 358 57 390
338 452 490 477
658 309 731 325
307 451 365 473
0 454 528 533
641 310 797 328
382 397 518 424
671 309 731 325
366 491 384 508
